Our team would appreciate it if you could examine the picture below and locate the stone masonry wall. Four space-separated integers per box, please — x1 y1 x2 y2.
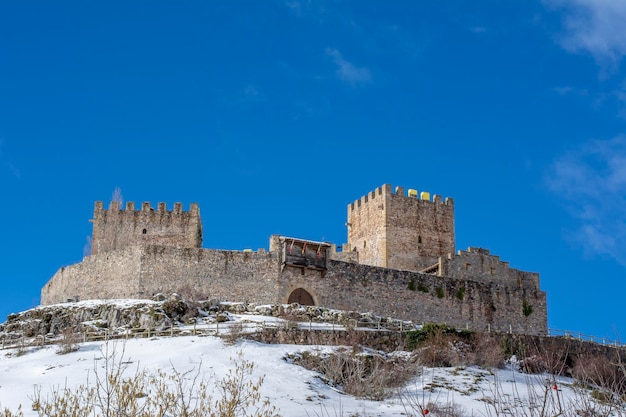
41 246 144 303
277 259 547 335
42 246 281 306
136 246 281 303
91 201 202 255
41 246 547 336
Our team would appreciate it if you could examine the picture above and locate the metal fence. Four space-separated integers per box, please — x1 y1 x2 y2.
548 328 624 347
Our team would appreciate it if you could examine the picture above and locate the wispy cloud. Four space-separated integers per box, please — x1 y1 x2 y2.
545 0 626 65
546 136 626 264
469 26 487 34
325 48 372 86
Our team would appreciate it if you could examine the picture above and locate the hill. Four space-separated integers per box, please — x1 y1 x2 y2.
0 300 625 416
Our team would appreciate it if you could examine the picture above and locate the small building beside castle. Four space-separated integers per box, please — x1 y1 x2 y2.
41 184 548 335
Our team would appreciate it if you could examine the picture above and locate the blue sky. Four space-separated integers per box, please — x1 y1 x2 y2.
2 1 626 340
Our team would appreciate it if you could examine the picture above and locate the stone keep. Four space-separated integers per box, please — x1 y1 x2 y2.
347 184 455 271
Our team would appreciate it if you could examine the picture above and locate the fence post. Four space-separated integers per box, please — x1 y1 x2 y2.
193 322 197 336
216 320 219 335
488 324 491 333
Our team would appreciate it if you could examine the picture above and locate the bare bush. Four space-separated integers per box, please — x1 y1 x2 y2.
412 330 471 368
22 341 280 417
292 348 419 401
469 333 506 369
56 328 80 355
424 401 467 417
0 406 23 417
221 321 245 344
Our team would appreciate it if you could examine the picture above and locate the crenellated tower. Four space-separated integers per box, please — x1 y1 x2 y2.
90 201 202 255
346 184 455 271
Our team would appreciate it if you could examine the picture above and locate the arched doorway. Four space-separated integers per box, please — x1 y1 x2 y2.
287 288 315 306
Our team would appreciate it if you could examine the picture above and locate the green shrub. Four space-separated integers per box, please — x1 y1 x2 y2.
436 287 445 298
522 300 533 317
406 323 458 350
408 278 416 291
455 287 465 301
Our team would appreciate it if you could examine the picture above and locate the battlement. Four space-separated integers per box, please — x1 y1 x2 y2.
438 246 539 290
349 184 453 211
94 201 199 215
91 200 202 255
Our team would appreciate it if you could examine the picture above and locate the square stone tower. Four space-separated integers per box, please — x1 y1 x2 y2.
90 201 202 255
346 184 455 271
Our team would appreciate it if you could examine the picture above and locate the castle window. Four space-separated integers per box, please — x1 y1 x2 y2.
363 240 366 248
142 229 147 234
464 262 471 270
418 235 422 244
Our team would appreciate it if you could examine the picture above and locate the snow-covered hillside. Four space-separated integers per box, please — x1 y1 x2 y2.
0 332 622 416
0 300 624 416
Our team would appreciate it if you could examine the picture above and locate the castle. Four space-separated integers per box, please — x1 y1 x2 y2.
41 184 547 335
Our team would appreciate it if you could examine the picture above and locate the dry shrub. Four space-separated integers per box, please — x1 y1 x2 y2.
413 331 471 368
0 406 23 417
221 321 245 344
470 333 506 369
572 354 626 396
57 328 80 355
292 349 419 401
515 337 572 376
26 342 279 417
425 401 467 417
517 354 548 374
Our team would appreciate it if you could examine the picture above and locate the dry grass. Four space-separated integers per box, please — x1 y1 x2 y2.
290 348 419 401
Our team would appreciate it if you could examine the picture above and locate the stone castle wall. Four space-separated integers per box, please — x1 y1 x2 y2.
42 246 144 302
42 246 547 336
42 247 281 305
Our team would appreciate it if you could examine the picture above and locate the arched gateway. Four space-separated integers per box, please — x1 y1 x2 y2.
287 288 315 306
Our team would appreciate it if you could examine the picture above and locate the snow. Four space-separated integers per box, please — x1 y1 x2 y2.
0 334 616 416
